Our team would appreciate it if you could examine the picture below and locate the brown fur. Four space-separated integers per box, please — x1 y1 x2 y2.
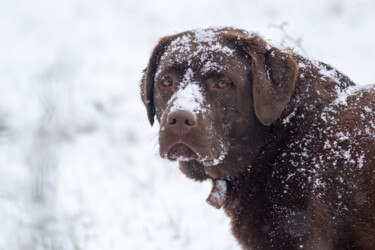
141 28 375 249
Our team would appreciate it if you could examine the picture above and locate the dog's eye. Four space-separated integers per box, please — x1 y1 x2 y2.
160 78 173 87
215 80 230 89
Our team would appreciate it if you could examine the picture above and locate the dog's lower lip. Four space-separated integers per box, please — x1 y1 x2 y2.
167 143 197 161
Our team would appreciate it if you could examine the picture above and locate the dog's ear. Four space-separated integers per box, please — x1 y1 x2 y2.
245 35 298 126
141 36 175 125
226 31 298 126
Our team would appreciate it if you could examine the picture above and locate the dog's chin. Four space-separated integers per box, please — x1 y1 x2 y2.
166 143 227 167
167 143 198 161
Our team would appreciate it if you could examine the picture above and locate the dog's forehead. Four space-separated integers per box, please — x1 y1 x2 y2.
158 29 238 76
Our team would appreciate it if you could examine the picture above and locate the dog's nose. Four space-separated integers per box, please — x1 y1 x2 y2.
167 110 196 135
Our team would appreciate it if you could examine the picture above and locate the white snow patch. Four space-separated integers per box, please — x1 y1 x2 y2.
211 143 228 166
169 69 207 116
170 84 206 116
283 109 296 124
159 28 236 75
336 132 350 141
331 84 374 107
298 62 306 68
364 106 373 113
358 154 365 169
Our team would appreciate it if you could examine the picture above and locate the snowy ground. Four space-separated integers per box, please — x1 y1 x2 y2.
0 0 374 249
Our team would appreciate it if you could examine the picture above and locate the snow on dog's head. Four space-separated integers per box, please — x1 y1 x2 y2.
157 28 237 77
169 69 207 117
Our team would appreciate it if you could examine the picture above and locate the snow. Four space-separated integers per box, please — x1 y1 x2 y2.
169 70 206 116
210 146 227 166
332 84 375 107
1 0 375 249
159 28 235 75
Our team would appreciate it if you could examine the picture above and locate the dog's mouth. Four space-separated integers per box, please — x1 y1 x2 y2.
166 143 227 167
167 143 198 161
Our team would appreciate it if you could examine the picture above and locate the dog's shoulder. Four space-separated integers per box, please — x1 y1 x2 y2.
273 56 375 200
317 85 375 166
282 82 375 206
282 55 375 162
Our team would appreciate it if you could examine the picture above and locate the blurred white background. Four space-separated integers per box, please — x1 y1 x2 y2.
0 0 374 249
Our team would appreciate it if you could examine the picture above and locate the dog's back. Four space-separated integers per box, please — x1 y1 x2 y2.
307 85 375 249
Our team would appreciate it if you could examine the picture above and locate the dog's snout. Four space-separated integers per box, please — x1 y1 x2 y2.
167 110 196 135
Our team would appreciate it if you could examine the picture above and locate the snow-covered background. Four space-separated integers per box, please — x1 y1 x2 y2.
0 0 374 249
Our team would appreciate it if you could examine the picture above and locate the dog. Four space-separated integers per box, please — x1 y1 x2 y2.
140 27 375 249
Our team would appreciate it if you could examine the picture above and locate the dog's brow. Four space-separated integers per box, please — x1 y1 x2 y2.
156 64 185 78
202 71 227 80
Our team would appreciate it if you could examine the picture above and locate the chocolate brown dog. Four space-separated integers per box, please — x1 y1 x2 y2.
141 27 375 249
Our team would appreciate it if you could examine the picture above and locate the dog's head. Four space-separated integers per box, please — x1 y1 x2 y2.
141 28 298 181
